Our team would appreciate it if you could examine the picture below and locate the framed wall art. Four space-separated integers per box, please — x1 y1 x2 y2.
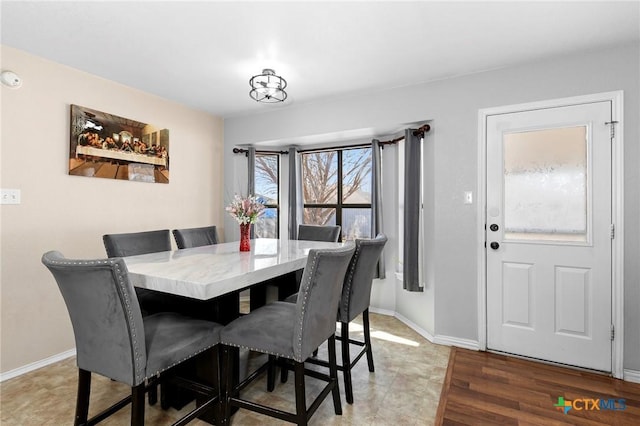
69 104 170 183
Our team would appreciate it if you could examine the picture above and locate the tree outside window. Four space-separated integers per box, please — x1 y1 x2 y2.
254 154 279 238
302 147 372 241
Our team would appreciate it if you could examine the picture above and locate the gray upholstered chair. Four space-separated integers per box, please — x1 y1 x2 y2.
103 229 221 321
103 229 218 408
173 226 218 249
283 234 387 404
220 245 355 425
103 229 172 257
42 251 222 426
265 224 343 305
297 224 341 242
103 230 172 316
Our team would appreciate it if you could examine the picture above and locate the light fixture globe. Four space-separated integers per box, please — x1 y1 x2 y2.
249 68 287 103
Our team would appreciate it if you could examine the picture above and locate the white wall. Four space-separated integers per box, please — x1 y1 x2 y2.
0 46 225 374
224 43 640 370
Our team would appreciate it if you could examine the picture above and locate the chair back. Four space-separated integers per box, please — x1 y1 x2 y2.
42 251 147 387
297 224 341 242
293 245 355 361
339 234 388 323
173 226 218 249
103 229 171 257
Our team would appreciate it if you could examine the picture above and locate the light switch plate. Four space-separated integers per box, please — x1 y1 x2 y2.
1 189 21 204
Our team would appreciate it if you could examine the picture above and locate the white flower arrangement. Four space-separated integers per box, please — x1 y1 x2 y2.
225 194 266 225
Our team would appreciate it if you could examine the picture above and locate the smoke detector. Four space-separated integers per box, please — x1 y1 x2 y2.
1 70 22 89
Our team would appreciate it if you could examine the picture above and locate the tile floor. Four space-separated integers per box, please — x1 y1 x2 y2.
0 313 450 425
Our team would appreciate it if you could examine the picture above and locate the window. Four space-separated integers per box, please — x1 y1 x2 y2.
254 153 279 238
301 147 372 241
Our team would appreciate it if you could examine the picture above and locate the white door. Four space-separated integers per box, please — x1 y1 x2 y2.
486 101 612 372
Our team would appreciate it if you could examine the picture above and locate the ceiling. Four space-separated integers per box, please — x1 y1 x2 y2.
1 1 638 119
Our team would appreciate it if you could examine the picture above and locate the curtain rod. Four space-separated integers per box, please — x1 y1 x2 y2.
378 124 431 146
297 142 372 154
232 148 289 157
233 124 431 155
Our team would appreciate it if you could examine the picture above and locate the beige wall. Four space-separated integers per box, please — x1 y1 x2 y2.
0 46 224 374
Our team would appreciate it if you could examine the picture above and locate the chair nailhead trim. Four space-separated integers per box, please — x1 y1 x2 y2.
113 261 145 382
341 242 361 318
146 343 219 378
46 256 146 383
219 342 293 361
295 251 319 362
46 254 222 383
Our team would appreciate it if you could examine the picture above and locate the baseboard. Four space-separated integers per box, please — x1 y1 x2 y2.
394 312 436 343
433 335 480 351
0 349 76 382
392 312 480 351
368 306 396 317
624 369 640 384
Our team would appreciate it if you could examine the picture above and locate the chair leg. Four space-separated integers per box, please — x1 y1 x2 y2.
75 369 91 426
294 361 307 426
267 355 276 392
210 346 222 426
341 322 354 404
327 334 342 415
160 381 171 410
284 347 317 385
148 377 158 405
196 346 222 425
131 383 146 426
363 309 375 372
223 346 234 423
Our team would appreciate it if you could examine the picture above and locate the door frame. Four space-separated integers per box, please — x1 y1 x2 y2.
476 91 624 378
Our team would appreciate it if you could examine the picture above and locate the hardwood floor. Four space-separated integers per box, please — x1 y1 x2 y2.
436 347 640 425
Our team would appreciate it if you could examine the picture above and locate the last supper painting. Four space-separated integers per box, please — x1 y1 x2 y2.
69 104 170 183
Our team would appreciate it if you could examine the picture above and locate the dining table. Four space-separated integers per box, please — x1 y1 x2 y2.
122 237 349 423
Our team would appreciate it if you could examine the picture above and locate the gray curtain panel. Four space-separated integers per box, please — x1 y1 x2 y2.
248 147 256 238
371 139 386 279
403 129 423 292
288 147 302 240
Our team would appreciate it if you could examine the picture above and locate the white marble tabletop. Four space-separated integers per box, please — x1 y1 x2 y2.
124 238 349 300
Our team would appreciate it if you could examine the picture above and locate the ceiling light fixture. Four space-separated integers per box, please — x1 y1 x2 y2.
249 68 287 103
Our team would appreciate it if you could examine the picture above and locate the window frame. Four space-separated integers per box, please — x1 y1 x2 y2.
254 152 280 238
301 147 372 240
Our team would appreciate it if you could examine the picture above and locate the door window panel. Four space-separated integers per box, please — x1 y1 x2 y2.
503 126 587 242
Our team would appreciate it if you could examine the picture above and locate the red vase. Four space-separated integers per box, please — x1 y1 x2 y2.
239 223 251 252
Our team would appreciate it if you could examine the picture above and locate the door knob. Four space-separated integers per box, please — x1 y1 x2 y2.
490 224 499 232
490 242 500 250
